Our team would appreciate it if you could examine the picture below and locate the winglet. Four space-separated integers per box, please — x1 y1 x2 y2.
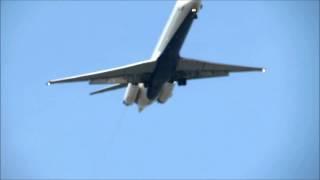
262 68 266 73
47 81 51 86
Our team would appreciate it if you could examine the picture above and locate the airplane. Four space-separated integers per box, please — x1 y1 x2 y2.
48 0 265 112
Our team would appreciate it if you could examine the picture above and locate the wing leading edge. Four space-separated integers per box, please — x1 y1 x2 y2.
175 57 265 81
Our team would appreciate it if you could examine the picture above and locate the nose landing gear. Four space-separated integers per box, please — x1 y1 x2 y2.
191 8 198 19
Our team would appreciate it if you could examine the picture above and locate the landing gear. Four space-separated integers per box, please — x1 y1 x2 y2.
177 79 187 86
192 8 198 19
194 14 198 19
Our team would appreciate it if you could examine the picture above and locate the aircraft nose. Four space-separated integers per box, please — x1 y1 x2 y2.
192 0 202 10
177 0 202 11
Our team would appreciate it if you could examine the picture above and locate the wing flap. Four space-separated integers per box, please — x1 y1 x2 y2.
90 84 127 95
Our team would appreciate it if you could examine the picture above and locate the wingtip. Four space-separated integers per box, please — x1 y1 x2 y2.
261 68 266 73
47 81 51 86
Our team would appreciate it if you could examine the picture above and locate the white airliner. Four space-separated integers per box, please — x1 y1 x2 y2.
48 0 265 112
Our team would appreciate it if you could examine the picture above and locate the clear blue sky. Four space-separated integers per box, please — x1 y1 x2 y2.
1 0 319 179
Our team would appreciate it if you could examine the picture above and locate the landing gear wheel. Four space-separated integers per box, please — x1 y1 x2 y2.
177 79 187 86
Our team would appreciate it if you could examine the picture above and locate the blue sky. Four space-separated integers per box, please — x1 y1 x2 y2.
1 0 319 179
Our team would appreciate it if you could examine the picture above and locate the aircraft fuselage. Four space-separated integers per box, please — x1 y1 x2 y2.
147 0 202 100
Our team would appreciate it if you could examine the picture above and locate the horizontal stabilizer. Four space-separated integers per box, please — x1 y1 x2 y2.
90 84 127 95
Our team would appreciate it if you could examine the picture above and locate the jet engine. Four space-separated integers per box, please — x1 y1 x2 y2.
123 83 139 106
157 82 175 104
136 83 151 109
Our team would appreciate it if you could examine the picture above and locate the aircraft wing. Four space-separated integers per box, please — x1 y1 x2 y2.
175 57 264 80
48 60 156 85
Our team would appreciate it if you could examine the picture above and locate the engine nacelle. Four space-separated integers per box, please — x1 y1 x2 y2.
157 82 175 104
123 83 139 106
136 83 151 108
